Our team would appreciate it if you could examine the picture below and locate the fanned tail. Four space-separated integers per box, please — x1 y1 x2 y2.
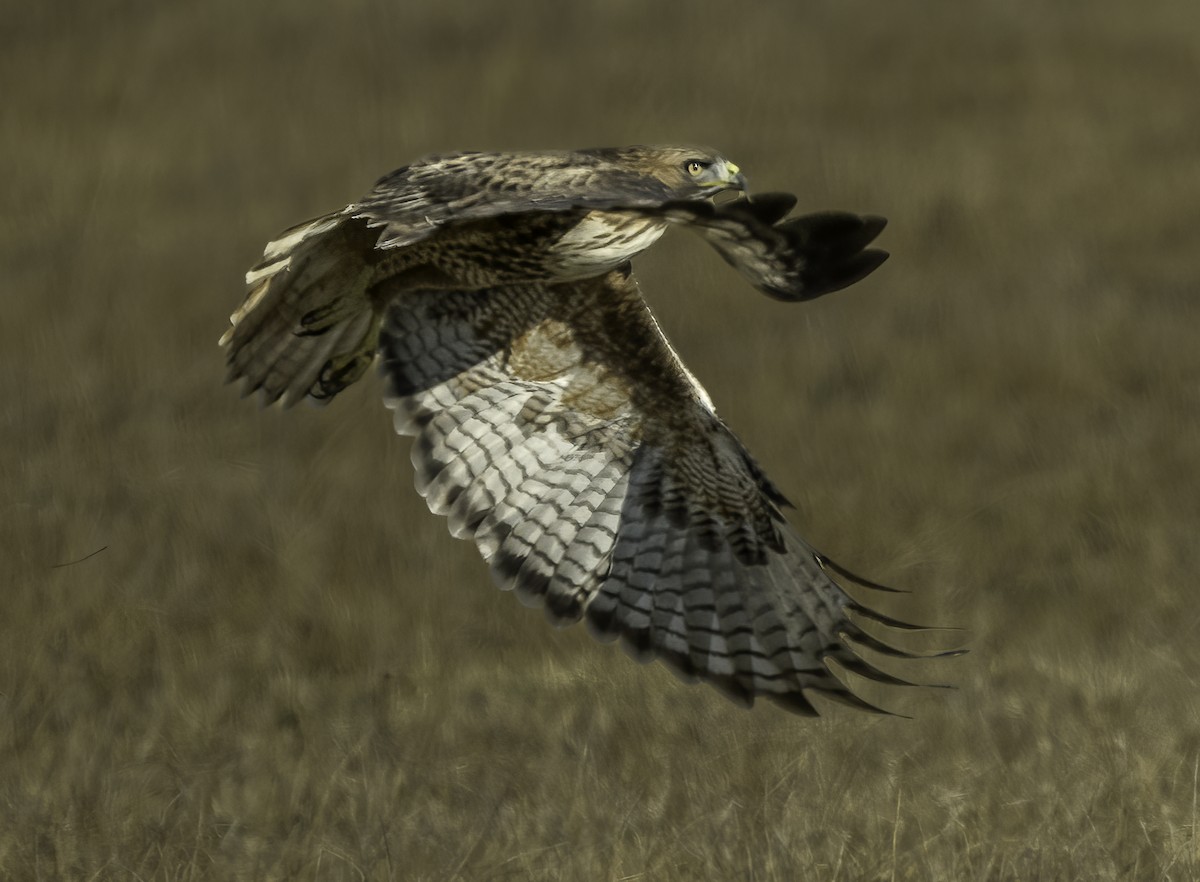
220 210 383 406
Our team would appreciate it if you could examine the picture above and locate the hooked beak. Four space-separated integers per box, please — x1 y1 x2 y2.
693 158 748 198
722 161 748 193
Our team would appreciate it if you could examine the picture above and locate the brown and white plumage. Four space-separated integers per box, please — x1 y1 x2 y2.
222 145 944 713
222 147 886 406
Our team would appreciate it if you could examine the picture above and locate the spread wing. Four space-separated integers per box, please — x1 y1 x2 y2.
379 269 932 714
353 150 687 249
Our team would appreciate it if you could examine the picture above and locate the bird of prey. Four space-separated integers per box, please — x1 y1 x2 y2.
222 145 942 715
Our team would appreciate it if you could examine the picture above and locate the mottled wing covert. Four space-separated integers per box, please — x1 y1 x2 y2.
379 270 929 713
354 150 685 249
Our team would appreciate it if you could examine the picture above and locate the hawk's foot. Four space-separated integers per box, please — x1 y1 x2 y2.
313 350 374 400
309 310 383 401
299 296 358 337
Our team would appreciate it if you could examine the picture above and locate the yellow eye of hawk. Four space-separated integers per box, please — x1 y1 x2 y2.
685 160 707 176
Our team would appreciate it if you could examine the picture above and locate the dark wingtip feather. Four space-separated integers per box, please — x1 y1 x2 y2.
766 689 821 717
857 214 888 248
842 618 968 661
839 633 963 694
758 211 891 302
832 248 890 289
812 682 912 717
846 602 969 642
783 211 887 252
832 647 929 689
735 192 799 225
814 552 909 594
704 674 757 710
778 247 889 302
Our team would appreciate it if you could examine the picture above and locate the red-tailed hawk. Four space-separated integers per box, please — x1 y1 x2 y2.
222 145 944 714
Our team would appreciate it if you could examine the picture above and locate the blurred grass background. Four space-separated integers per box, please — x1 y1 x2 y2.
4 0 1200 878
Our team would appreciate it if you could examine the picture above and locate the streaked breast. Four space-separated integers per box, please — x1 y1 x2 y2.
546 211 668 279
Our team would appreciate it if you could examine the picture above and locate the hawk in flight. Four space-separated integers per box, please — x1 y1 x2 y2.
222 145 941 715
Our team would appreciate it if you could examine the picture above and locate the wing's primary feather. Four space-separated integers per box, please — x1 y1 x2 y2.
379 270 931 713
646 194 890 302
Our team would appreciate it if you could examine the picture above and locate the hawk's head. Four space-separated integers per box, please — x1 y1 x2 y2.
615 145 748 199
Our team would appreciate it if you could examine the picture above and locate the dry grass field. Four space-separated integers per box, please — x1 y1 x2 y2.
4 1 1200 879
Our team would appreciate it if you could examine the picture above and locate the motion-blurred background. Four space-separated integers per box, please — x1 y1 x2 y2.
4 1 1199 878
